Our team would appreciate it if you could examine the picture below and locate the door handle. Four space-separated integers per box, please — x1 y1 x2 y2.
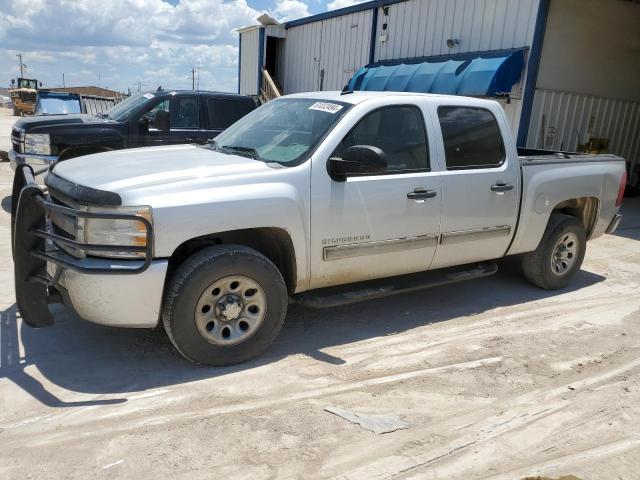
407 189 437 200
491 182 514 193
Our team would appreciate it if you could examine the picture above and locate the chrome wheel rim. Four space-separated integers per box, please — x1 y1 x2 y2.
551 232 579 276
195 275 267 346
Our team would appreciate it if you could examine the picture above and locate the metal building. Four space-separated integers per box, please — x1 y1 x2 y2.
238 0 640 188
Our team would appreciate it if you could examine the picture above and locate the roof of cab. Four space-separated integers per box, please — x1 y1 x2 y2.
283 90 497 106
143 90 252 98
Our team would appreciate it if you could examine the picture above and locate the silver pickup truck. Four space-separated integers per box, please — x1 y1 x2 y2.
12 91 626 366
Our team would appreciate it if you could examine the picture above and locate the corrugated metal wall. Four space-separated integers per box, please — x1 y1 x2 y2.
374 0 540 61
372 0 540 134
281 0 540 96
281 21 323 93
282 9 373 94
526 88 640 165
239 28 260 96
278 0 539 134
319 10 374 91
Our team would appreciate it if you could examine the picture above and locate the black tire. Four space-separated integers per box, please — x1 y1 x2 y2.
162 245 288 366
13 107 20 116
522 213 586 290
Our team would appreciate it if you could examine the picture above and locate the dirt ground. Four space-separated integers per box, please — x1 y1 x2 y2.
0 156 639 479
0 108 17 160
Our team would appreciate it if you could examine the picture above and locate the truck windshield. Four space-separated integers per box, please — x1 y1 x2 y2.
106 92 150 121
36 96 81 115
208 98 351 166
17 78 38 89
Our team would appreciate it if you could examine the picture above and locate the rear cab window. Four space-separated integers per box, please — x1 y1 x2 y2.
204 97 255 130
437 106 505 170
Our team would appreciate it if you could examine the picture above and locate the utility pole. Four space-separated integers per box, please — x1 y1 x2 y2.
191 67 195 90
16 52 25 77
62 73 66 88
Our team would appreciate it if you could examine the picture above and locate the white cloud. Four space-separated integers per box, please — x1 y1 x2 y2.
326 0 367 11
273 0 310 22
0 0 261 93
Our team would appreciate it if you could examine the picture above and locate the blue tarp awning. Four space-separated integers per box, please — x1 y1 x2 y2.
347 49 526 97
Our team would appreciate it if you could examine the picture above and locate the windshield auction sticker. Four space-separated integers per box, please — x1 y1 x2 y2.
309 102 343 114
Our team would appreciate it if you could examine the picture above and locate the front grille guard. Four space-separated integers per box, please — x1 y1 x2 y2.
12 164 154 327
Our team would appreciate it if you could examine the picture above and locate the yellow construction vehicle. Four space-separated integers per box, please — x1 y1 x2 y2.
9 78 39 116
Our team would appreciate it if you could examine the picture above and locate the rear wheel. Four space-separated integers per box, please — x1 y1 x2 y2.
522 213 586 290
162 245 288 366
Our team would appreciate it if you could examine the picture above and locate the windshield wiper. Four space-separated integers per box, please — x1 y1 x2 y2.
219 145 261 160
96 112 109 119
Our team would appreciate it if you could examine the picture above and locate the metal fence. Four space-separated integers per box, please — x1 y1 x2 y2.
81 93 127 116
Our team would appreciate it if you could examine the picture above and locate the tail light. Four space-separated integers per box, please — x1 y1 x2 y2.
616 170 627 207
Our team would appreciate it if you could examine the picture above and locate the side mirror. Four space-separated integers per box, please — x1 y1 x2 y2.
328 145 387 181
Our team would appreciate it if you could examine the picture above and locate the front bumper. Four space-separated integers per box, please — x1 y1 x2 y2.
51 259 168 328
12 164 162 328
9 149 58 172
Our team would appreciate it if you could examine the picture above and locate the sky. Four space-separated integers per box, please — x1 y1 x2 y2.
0 0 367 94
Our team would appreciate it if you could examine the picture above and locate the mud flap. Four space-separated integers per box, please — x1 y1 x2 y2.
12 164 54 327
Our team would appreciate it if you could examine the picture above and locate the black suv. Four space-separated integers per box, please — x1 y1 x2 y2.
9 90 257 171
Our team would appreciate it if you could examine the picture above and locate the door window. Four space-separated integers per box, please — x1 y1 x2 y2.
333 105 429 173
205 98 255 129
144 100 170 130
437 106 505 170
139 96 198 132
171 96 198 129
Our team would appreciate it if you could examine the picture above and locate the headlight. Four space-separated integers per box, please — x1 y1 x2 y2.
24 133 51 155
79 206 153 259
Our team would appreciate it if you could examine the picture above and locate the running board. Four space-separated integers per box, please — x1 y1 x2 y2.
293 261 498 308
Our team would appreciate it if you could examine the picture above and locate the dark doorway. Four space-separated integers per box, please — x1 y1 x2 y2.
265 36 279 79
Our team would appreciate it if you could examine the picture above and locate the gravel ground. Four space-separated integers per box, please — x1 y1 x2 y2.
0 157 639 479
0 108 17 161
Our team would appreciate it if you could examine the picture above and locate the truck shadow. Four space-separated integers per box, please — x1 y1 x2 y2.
1 259 606 406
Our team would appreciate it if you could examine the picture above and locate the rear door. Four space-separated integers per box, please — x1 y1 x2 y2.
199 96 256 143
429 103 520 269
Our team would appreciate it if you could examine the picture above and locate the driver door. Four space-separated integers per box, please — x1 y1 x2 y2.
309 104 443 289
132 95 200 147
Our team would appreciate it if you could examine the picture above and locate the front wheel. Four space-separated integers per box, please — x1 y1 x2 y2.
522 213 586 290
162 245 288 366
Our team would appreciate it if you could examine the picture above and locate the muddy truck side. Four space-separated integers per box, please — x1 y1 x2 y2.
12 91 626 366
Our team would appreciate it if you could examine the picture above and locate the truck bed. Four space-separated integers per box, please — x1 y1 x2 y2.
507 148 626 257
517 147 623 166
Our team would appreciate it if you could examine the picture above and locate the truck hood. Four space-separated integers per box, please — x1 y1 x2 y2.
51 144 273 200
15 113 115 131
